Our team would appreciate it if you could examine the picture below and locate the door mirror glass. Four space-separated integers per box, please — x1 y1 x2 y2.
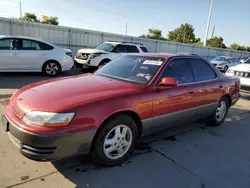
158 77 178 87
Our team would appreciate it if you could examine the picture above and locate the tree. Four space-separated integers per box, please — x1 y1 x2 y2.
230 43 245 51
22 13 39 22
167 23 198 44
41 16 59 25
139 28 165 40
206 36 226 48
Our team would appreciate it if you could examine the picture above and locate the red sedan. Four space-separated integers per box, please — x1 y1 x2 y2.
3 53 240 166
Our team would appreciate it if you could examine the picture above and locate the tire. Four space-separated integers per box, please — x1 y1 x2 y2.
206 96 229 127
91 114 138 166
224 65 228 72
98 59 110 69
42 61 61 76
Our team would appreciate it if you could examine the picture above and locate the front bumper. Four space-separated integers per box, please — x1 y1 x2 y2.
74 58 91 68
240 85 250 94
2 114 96 161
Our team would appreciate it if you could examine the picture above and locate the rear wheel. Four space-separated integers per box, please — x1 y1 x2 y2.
91 114 138 166
42 61 61 76
98 59 110 69
206 97 229 126
224 65 228 72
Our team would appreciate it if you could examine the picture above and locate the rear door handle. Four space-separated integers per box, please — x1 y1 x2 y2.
187 91 194 94
10 52 19 56
219 85 223 88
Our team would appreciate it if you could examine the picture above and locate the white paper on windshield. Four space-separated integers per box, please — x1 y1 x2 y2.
143 60 163 66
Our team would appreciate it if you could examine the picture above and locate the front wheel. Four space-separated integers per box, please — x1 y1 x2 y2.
224 65 228 72
91 114 138 166
206 97 229 126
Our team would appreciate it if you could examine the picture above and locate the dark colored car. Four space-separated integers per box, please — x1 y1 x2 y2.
3 53 240 166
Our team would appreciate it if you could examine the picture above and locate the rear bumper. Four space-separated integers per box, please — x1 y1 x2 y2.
240 85 250 94
231 93 241 106
3 114 96 161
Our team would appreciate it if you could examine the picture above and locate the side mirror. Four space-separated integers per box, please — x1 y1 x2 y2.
158 77 178 87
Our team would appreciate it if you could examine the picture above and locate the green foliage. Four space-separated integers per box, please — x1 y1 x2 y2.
206 37 226 48
22 13 39 22
21 12 59 25
167 23 198 44
41 17 59 25
139 28 166 40
230 43 250 52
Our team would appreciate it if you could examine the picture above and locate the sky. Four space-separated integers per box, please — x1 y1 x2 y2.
0 0 249 46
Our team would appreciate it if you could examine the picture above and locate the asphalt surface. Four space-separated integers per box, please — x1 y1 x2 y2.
0 70 250 188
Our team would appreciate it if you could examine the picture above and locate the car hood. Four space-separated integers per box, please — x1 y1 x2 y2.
230 64 250 72
77 48 108 54
11 74 143 113
211 60 228 65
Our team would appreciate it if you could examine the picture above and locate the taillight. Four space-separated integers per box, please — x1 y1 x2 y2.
66 52 72 57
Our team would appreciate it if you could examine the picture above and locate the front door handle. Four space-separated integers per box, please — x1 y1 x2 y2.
187 91 194 94
219 85 223 88
10 52 19 56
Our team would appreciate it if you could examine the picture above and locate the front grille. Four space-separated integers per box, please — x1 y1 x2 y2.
75 53 89 60
12 105 24 119
234 71 250 78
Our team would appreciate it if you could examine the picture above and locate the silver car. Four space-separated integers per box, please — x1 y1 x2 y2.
210 56 240 72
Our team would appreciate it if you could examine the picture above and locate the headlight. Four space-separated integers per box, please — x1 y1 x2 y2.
89 53 102 59
226 69 234 74
23 111 75 127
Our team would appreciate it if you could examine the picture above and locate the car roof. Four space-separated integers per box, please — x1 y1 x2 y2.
0 35 51 45
104 41 145 46
124 53 198 59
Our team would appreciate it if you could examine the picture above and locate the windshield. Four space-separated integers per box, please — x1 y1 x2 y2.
95 55 166 84
96 43 117 52
213 56 230 61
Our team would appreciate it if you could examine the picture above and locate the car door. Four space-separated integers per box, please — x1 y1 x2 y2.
0 38 21 71
150 58 198 133
20 39 49 71
190 58 222 118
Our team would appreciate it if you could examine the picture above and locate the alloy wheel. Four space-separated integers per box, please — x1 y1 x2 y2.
216 100 227 121
45 63 59 76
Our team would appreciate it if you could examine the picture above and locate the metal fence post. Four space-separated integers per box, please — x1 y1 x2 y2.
176 43 178 53
155 40 158 53
69 28 72 49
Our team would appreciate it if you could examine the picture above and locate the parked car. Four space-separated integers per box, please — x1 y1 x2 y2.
0 35 74 76
240 57 249 63
210 56 240 72
226 57 250 94
74 41 148 69
176 52 199 57
3 53 240 166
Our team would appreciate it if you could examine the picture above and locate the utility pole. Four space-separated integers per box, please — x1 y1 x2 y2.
204 0 214 46
125 23 128 36
19 1 23 19
211 25 215 38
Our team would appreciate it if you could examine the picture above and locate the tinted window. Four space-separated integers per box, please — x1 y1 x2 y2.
96 43 117 52
140 46 148 52
115 45 127 53
0 38 14 50
190 59 216 81
126 45 139 53
95 55 165 84
22 40 40 50
39 42 54 50
244 58 250 64
160 58 194 84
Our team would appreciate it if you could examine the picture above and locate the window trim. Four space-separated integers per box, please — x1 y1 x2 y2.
154 57 218 87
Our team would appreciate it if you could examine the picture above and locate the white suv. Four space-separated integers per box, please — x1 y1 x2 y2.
226 57 250 94
74 41 148 69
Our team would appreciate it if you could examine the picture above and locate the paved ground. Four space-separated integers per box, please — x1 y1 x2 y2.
0 70 250 188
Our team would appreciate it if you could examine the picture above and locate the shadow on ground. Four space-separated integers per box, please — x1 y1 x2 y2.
0 68 87 89
51 107 250 188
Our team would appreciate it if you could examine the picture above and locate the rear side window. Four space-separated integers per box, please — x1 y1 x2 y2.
140 46 148 52
21 39 54 50
160 58 194 84
190 59 216 81
126 45 139 53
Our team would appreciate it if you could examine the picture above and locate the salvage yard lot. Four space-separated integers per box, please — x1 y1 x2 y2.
0 71 250 188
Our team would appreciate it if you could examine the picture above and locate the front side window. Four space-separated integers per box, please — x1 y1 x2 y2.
0 38 15 50
213 56 230 61
190 59 216 81
115 45 127 53
126 45 139 53
95 55 166 84
96 43 117 52
244 57 250 64
160 58 194 84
